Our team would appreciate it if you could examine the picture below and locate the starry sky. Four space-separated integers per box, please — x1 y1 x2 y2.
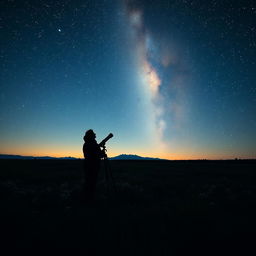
0 0 255 159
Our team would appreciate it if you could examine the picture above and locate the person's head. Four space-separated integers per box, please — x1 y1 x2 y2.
83 129 96 142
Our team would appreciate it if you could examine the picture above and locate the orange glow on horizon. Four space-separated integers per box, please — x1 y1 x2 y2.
1 139 255 160
0 148 254 160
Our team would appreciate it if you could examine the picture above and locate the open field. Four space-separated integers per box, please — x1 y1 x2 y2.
1 159 256 255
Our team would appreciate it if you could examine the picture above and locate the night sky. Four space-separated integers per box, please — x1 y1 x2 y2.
0 0 255 159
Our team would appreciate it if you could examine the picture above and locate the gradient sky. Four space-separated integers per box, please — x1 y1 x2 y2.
0 0 255 159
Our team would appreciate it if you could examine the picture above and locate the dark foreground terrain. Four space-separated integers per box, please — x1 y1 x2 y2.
1 159 256 255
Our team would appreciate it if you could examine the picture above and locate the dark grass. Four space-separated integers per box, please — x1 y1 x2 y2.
1 159 256 255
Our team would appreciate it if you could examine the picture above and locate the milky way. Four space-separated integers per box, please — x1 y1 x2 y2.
123 0 188 151
122 0 256 158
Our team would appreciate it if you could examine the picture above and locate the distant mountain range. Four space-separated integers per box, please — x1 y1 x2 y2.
110 154 166 160
0 154 77 160
0 154 167 160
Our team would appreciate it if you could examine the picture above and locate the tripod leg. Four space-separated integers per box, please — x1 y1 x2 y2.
104 158 109 182
104 158 117 193
103 158 111 196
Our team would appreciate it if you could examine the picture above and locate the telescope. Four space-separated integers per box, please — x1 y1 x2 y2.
99 133 113 147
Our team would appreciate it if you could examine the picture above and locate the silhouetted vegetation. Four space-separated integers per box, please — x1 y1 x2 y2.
1 159 256 255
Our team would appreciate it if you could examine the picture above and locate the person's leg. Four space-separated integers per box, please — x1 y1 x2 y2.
90 163 100 200
84 160 101 203
83 161 94 202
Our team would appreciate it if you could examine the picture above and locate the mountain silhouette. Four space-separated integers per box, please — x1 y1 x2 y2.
0 154 167 160
0 154 77 160
109 154 166 160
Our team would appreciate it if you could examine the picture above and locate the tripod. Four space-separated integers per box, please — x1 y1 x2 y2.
101 145 117 194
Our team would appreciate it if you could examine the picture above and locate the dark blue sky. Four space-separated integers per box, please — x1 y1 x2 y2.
0 0 255 159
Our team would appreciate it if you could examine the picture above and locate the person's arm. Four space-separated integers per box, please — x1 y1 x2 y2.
96 143 105 158
84 141 102 159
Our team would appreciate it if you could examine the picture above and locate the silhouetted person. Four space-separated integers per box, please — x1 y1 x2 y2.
82 129 103 203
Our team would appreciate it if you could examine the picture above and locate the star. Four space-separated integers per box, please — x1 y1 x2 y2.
58 28 62 32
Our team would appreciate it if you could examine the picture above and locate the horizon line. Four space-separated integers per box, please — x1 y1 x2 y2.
0 153 255 161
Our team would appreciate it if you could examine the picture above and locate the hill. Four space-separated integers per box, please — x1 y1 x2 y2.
109 154 166 160
0 154 166 160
